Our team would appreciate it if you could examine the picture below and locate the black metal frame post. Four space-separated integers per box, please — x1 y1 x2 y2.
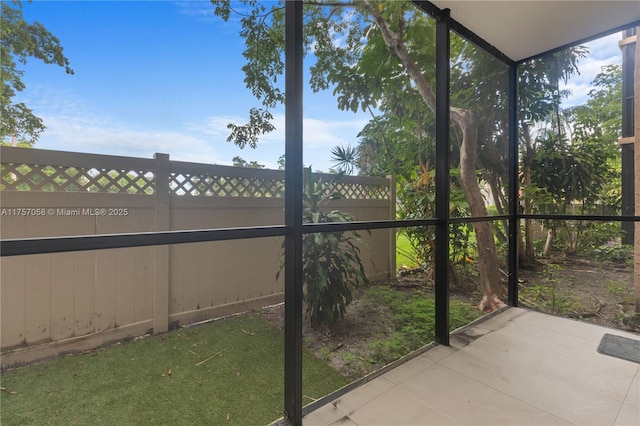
507 63 519 306
434 8 451 345
283 1 304 425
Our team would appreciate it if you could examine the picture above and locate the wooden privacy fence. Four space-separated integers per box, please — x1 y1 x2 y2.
0 146 395 368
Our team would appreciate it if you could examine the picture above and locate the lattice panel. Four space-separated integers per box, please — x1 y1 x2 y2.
1 161 388 200
324 181 389 200
169 173 285 197
0 163 155 194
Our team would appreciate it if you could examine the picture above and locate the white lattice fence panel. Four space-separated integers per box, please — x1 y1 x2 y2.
169 173 285 197
325 181 390 200
1 163 155 194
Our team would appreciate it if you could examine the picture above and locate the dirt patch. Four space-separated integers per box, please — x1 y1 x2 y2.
258 276 482 380
258 256 638 381
518 256 638 332
259 285 398 379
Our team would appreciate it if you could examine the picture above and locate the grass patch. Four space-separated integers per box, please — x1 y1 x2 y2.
1 314 348 425
396 233 419 269
365 285 482 364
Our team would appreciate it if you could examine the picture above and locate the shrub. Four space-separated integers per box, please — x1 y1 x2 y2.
585 243 633 264
278 170 369 328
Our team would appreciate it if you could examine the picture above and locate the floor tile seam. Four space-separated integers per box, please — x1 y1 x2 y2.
436 310 527 358
330 401 359 422
428 362 578 425
612 399 640 426
335 377 399 417
311 399 354 426
424 341 466 366
456 308 529 337
437 355 632 417
500 316 600 345
517 314 605 337
439 332 636 393
325 401 352 424
619 366 640 407
520 312 640 342
444 309 532 356
330 414 358 426
384 362 435 386
352 384 465 426
410 399 472 426
496 321 640 368
339 383 402 419
515 319 640 346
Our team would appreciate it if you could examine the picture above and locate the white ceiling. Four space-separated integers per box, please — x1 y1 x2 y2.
428 1 640 61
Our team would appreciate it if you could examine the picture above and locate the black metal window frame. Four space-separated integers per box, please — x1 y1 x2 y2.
1 2 640 426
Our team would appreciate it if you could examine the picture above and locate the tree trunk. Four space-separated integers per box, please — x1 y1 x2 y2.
457 111 505 311
543 226 556 257
521 122 536 262
367 2 504 310
524 217 534 259
485 173 507 244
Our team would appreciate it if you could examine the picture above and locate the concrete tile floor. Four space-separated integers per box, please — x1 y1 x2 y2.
303 308 640 426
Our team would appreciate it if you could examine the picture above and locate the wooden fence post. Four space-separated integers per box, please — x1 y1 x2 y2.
154 153 170 333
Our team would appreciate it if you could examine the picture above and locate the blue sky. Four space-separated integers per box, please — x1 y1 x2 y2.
15 1 622 172
17 0 369 171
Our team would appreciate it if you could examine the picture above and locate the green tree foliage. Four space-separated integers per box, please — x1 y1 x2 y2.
1 0 73 144
212 0 510 310
526 64 623 255
569 64 622 212
517 48 587 260
232 155 266 168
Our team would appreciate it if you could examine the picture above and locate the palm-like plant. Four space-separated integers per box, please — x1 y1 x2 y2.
278 169 369 327
330 144 359 175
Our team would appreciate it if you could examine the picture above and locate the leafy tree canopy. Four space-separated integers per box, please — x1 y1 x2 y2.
211 0 589 311
232 155 266 168
530 64 622 214
1 0 73 144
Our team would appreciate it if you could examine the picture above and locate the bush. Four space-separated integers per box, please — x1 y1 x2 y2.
588 244 633 264
278 170 369 328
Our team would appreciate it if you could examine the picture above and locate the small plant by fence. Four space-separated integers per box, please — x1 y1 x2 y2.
0 146 394 368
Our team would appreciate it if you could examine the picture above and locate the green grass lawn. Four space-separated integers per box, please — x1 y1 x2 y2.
396 233 419 269
0 314 348 426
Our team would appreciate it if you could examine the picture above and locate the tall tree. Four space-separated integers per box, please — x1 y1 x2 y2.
211 0 512 310
1 0 73 145
570 65 623 215
527 64 622 256
518 48 586 260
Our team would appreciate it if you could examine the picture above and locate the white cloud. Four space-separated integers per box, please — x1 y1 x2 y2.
187 112 370 171
39 115 224 164
191 112 369 148
560 33 622 108
28 87 370 173
21 87 226 164
303 116 369 148
174 1 219 23
187 115 246 139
